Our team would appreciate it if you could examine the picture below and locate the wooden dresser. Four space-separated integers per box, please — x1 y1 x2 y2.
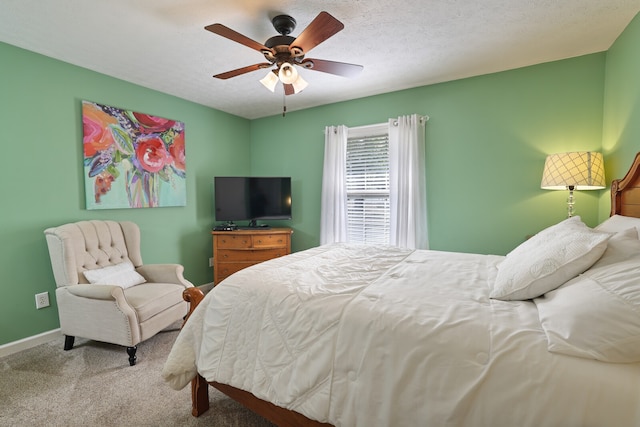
212 228 293 285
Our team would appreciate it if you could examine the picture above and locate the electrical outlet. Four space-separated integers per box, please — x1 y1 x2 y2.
35 292 50 309
209 257 214 267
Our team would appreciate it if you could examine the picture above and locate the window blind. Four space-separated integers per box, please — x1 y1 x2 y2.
346 133 390 245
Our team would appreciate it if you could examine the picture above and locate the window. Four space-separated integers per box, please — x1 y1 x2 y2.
345 124 390 245
321 115 427 249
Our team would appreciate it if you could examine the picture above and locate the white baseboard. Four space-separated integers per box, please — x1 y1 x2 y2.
0 328 61 358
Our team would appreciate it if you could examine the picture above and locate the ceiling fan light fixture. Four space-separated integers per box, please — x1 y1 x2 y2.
291 74 308 93
260 70 279 92
278 62 298 84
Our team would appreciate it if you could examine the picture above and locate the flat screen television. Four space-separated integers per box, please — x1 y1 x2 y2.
214 176 292 227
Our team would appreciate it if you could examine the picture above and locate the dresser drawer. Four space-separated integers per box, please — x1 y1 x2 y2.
217 248 288 262
253 233 289 248
216 235 252 249
216 262 258 281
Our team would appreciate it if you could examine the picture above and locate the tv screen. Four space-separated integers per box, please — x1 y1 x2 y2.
214 177 292 224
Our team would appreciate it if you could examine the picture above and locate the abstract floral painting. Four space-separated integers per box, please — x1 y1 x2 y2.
82 100 186 209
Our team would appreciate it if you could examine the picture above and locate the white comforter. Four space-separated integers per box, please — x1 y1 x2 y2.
163 243 640 427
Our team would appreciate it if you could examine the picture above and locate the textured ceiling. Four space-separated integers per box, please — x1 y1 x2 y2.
1 0 639 119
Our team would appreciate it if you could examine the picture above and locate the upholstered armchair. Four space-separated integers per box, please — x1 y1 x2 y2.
44 220 193 366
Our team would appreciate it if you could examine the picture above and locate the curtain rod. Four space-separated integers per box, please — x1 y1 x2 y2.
391 114 430 127
326 114 430 133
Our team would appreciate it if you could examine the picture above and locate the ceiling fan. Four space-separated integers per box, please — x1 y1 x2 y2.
205 11 363 95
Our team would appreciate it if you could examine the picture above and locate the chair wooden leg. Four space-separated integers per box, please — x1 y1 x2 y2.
63 335 75 351
127 346 137 366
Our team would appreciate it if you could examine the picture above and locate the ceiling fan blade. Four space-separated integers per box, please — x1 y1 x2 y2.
213 63 272 80
205 23 272 54
291 11 344 54
283 84 295 96
300 58 363 78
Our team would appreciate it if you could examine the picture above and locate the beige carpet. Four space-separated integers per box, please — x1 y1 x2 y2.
0 322 275 427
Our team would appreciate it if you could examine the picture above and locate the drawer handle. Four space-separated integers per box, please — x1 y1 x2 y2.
258 239 262 244
223 254 228 259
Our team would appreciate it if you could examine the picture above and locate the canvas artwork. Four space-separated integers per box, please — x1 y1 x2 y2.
82 100 186 209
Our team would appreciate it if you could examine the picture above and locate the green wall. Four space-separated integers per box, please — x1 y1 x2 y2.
0 42 251 345
251 54 606 255
602 11 640 213
2 10 640 346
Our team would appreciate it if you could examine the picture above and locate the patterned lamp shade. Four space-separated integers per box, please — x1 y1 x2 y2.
541 152 606 190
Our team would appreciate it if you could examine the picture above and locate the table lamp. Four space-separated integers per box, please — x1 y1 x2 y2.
541 151 605 217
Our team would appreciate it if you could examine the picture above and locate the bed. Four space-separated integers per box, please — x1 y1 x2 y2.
163 153 640 427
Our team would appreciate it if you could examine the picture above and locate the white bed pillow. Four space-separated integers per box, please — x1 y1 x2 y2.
534 235 640 363
83 260 146 289
589 227 639 269
595 214 640 234
490 216 611 301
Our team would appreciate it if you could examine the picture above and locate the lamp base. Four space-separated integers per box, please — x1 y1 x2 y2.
567 185 575 218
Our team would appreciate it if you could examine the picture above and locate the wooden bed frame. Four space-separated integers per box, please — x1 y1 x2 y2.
181 151 640 427
610 152 640 217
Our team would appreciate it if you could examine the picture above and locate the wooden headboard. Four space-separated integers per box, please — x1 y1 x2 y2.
611 152 640 217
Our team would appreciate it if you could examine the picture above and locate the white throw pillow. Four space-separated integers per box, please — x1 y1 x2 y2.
490 216 611 301
595 214 640 234
535 237 640 363
83 261 146 289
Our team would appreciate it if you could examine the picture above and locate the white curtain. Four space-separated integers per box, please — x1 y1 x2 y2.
320 125 348 245
388 114 429 249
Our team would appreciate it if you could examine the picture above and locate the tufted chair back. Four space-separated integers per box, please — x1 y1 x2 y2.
45 220 143 287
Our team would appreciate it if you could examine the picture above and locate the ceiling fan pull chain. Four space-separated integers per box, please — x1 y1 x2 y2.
282 91 287 117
